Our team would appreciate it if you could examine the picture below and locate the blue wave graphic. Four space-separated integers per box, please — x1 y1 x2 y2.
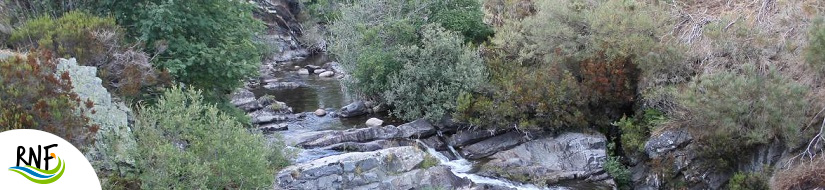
8 166 55 179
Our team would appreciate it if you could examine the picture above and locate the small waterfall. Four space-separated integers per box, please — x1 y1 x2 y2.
415 140 552 190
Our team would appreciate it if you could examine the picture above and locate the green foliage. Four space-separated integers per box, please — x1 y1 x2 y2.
428 0 494 43
10 11 120 66
678 64 808 147
727 171 769 190
0 51 96 148
134 86 289 189
301 0 350 22
605 156 631 190
1 0 99 26
612 109 666 154
457 0 685 129
329 0 493 102
384 24 487 121
97 0 265 93
807 17 825 77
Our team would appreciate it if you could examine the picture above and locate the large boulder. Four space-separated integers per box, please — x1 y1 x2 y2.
300 119 436 148
57 58 137 184
397 119 437 138
230 88 261 111
477 132 611 187
447 129 506 147
644 128 692 158
323 139 414 152
276 146 471 189
460 131 528 159
339 101 368 118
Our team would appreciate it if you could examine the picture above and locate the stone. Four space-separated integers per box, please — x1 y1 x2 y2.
276 146 470 190
421 136 448 151
264 81 303 89
57 58 137 180
477 132 611 186
319 71 335 77
314 109 327 116
306 65 322 69
447 129 506 147
230 88 261 111
396 119 436 138
323 140 413 152
314 69 327 74
300 119 436 148
298 68 310 75
644 128 692 158
259 123 289 132
460 131 527 159
365 118 383 127
339 101 368 118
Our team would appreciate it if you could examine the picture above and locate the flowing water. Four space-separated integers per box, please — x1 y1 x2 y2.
416 140 572 190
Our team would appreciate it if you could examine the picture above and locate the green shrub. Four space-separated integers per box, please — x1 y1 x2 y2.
457 0 685 129
428 0 493 43
134 86 289 189
98 0 264 94
384 24 487 121
10 11 171 99
807 17 825 77
329 0 492 101
0 51 96 148
727 171 769 190
613 109 666 154
605 156 631 190
678 64 808 147
10 11 120 66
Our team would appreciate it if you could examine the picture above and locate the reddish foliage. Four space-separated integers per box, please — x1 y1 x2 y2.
0 50 96 148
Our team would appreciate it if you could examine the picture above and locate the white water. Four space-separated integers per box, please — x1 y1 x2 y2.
416 140 563 190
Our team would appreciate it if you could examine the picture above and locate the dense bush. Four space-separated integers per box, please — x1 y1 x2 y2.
330 0 492 99
457 0 684 129
677 64 808 147
330 0 492 121
10 11 169 99
10 11 120 66
428 0 493 43
612 109 666 154
134 86 289 189
384 24 487 121
94 0 264 94
605 156 631 190
0 51 97 148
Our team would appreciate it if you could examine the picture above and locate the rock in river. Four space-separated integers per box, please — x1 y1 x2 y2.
319 71 335 77
300 119 436 148
339 101 368 118
459 131 528 159
314 109 327 116
365 118 383 127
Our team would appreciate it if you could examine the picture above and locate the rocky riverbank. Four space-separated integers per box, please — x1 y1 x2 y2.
232 53 617 189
